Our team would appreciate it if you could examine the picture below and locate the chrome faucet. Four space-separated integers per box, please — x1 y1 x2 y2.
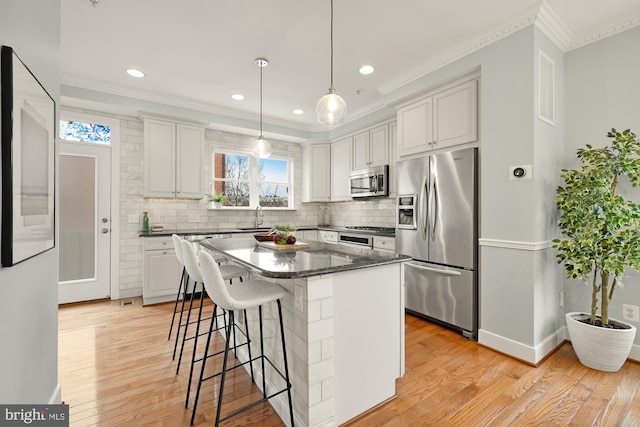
255 205 264 228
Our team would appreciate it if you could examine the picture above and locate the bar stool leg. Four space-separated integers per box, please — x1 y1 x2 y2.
168 267 186 340
277 299 295 427
258 305 267 399
243 309 254 382
172 276 190 360
177 282 197 375
185 289 206 407
190 305 218 426
215 310 236 427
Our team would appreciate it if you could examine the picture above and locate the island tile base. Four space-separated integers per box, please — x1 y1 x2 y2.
227 262 405 427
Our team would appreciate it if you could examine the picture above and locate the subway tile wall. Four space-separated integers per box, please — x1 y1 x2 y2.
61 107 395 297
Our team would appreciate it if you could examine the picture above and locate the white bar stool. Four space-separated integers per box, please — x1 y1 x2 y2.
178 239 250 407
191 250 294 427
168 234 248 362
168 234 187 344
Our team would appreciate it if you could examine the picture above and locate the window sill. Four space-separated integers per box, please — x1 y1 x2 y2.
207 207 297 211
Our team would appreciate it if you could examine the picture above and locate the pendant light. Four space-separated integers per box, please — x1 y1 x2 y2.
315 0 347 127
251 58 271 159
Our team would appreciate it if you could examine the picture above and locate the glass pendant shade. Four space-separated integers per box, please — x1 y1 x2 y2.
251 135 271 159
316 87 347 127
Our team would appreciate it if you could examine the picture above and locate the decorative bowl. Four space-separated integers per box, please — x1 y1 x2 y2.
254 233 274 242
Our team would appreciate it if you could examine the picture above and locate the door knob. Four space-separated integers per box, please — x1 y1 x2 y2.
101 228 109 234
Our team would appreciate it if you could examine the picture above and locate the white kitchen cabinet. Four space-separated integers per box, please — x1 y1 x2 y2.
331 137 352 201
300 230 319 242
433 80 478 150
302 143 331 202
397 98 433 157
143 236 182 305
144 118 204 198
318 230 339 244
373 236 396 252
397 79 477 157
388 122 397 197
352 124 389 170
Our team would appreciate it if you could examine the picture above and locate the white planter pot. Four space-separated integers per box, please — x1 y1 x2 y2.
565 312 637 372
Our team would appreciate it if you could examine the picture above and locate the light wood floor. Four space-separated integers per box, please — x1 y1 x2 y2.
59 297 640 426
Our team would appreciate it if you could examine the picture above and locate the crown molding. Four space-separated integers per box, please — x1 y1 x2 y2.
535 1 573 51
379 9 539 95
567 11 640 51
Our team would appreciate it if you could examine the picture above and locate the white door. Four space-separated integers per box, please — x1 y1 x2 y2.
58 141 111 304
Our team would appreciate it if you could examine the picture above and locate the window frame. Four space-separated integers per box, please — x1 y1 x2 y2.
212 149 295 210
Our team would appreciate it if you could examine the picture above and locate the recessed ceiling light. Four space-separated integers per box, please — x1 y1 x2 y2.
359 65 374 75
126 68 145 78
232 94 245 101
293 109 304 115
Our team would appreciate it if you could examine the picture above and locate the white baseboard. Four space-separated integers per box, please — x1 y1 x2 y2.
481 326 640 365
478 328 565 364
48 383 62 404
629 344 640 362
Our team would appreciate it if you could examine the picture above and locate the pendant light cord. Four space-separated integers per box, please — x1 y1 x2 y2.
260 63 263 136
330 0 334 89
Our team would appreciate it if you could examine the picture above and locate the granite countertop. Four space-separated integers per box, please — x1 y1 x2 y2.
199 237 409 279
139 226 395 238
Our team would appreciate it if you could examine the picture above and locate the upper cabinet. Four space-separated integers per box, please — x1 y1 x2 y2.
397 79 477 157
144 118 204 198
331 137 352 201
352 124 389 170
302 143 331 202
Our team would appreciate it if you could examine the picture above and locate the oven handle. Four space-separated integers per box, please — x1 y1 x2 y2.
339 241 372 249
406 262 461 276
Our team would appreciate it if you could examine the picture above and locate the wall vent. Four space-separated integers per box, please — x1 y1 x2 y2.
538 50 555 125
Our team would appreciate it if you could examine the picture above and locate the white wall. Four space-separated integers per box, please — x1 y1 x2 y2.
564 25 640 341
0 0 61 403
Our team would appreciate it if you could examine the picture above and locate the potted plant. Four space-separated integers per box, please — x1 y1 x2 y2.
553 128 640 372
205 193 225 208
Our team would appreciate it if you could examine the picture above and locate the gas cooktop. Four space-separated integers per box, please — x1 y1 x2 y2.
344 226 396 233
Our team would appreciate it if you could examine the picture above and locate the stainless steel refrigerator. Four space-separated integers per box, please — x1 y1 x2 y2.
396 147 478 338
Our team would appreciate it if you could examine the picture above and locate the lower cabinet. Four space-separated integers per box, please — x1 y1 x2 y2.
143 236 182 305
300 229 319 242
318 230 339 244
373 236 396 252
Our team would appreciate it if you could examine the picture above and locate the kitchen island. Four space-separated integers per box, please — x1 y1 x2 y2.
200 237 408 427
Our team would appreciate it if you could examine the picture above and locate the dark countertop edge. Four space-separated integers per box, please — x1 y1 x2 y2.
258 257 409 279
199 239 409 279
139 226 395 238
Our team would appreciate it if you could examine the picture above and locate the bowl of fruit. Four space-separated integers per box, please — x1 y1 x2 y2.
270 224 297 245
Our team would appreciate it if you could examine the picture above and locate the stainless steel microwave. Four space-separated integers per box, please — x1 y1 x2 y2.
349 165 389 198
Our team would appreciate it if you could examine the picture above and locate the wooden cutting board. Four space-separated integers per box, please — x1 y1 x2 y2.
257 241 311 250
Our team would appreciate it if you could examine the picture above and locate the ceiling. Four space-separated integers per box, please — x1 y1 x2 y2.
60 0 640 140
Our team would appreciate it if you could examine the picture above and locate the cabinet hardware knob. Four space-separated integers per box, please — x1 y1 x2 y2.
101 228 109 234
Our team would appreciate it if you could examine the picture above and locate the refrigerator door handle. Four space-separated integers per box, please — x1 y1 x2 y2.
406 262 462 276
420 175 428 241
429 172 438 241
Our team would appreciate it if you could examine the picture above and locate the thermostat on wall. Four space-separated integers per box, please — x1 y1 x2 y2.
509 165 532 180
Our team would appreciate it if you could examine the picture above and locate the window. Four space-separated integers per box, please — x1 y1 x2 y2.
213 151 293 208
59 120 111 144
